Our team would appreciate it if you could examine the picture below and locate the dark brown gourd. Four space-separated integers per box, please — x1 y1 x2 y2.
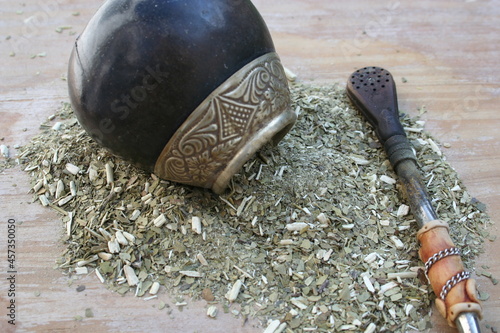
68 0 296 192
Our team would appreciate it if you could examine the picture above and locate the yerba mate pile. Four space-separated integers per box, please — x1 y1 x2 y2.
19 84 492 332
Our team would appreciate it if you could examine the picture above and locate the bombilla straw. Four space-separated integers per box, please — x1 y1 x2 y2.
346 66 483 333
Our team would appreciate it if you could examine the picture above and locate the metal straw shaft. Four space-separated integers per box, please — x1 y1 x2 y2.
394 159 437 228
456 312 482 333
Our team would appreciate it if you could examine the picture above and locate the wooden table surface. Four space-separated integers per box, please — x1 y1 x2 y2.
1 0 498 332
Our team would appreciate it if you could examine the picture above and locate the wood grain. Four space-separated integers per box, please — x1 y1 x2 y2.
1 0 498 332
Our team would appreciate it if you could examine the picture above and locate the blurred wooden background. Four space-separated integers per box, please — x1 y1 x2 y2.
1 0 498 332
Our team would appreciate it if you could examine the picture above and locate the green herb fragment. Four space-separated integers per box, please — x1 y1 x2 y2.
85 308 94 318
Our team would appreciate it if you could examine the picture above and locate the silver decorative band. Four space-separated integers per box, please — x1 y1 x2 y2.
154 52 297 193
424 247 461 275
440 271 471 300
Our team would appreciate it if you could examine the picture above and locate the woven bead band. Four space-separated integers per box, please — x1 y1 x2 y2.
440 271 471 300
424 247 461 275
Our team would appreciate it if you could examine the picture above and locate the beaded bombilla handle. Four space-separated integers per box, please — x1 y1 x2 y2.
346 67 483 331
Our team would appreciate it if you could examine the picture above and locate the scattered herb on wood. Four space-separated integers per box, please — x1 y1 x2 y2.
18 83 492 332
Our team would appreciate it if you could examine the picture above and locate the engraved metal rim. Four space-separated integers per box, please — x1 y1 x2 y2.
212 107 297 193
154 52 296 193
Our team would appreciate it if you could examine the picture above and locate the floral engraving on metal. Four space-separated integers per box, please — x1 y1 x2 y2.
154 52 293 190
